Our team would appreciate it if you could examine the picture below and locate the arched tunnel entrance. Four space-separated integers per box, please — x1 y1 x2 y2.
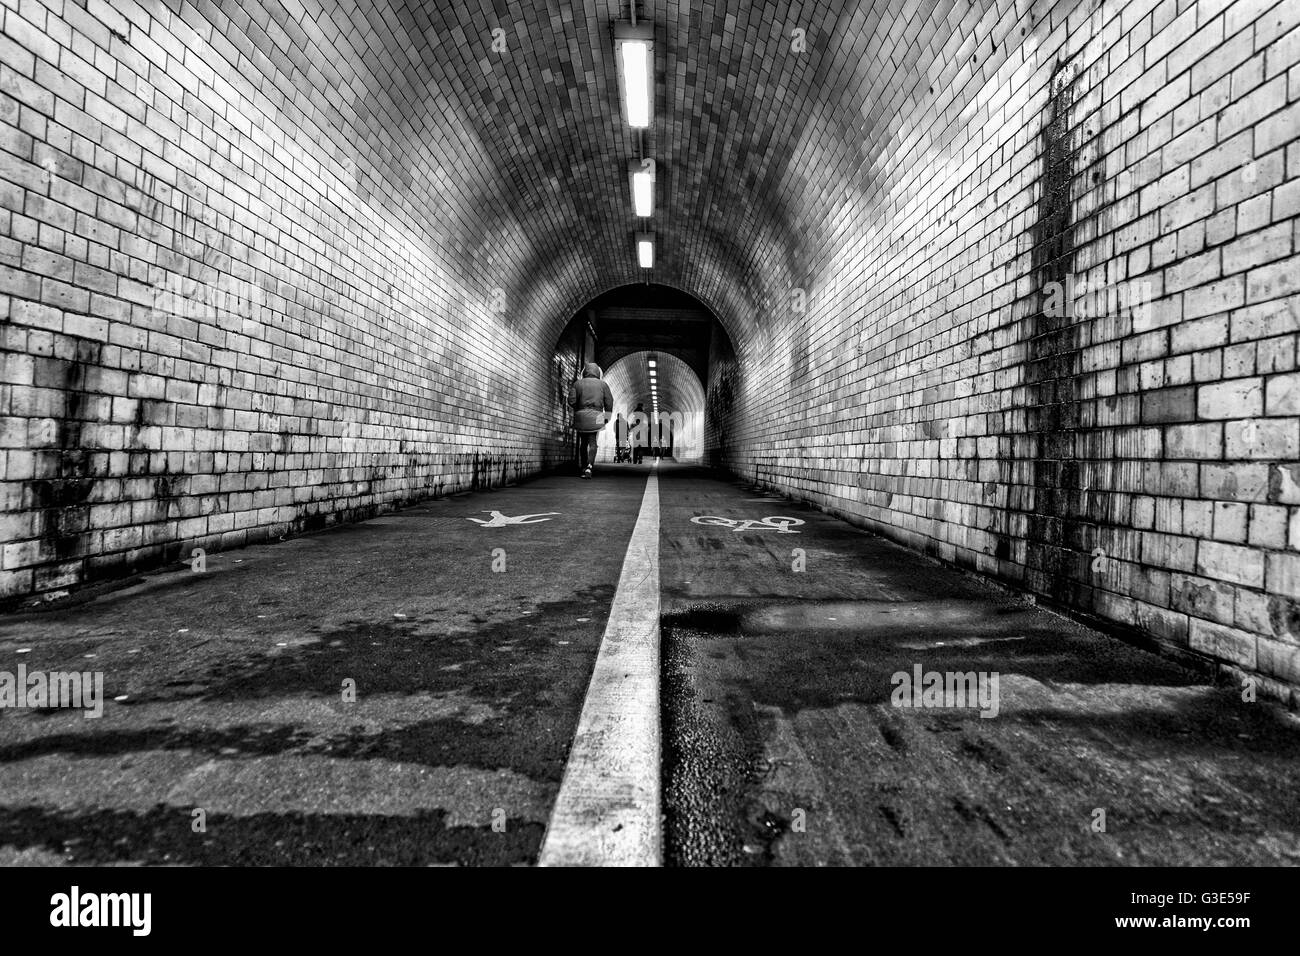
553 284 731 468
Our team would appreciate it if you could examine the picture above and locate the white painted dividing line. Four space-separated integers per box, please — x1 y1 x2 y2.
539 459 661 867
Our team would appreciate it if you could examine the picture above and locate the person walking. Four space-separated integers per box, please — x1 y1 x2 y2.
629 402 649 463
568 362 614 479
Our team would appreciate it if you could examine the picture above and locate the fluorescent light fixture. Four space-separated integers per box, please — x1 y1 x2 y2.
614 23 654 129
629 158 655 217
635 231 654 269
647 360 656 367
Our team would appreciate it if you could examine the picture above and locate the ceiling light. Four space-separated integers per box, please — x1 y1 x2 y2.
636 231 654 268
647 360 656 368
614 23 654 129
629 158 655 217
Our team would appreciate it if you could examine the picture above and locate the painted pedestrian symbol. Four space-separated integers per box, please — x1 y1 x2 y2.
690 515 805 534
467 511 560 527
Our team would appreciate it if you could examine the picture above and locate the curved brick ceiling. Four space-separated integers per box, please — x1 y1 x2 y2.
243 0 959 357
392 0 820 349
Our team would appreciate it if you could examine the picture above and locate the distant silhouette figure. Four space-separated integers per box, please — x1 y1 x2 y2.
630 402 648 463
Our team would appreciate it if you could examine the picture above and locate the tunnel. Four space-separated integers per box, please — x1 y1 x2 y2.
556 283 715 462
1 0 1299 876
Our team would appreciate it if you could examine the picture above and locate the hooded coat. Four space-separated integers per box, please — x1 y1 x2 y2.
568 363 614 433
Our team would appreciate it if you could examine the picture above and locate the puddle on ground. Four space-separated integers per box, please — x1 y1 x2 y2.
897 635 1030 650
681 598 1034 634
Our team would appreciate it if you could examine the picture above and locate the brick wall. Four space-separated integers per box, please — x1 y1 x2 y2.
0 0 571 601
717 0 1300 704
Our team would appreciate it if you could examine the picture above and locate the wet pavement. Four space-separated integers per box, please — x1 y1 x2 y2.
1 461 1298 866
659 467 1300 866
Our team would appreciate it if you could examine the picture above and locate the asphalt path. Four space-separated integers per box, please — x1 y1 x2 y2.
2 461 1298 867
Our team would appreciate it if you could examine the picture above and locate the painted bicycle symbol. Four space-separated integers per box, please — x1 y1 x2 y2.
690 515 805 534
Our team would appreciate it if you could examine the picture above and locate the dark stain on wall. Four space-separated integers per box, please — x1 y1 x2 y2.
27 339 102 564
789 333 810 387
705 323 738 468
459 452 502 492
1019 60 1088 604
281 451 535 540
